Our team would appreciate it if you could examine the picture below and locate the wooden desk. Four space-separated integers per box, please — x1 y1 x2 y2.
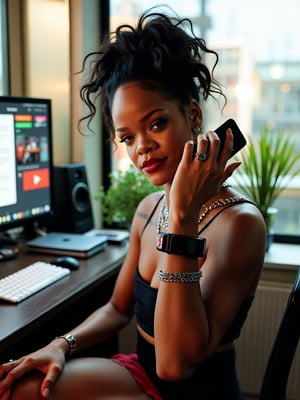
0 242 128 363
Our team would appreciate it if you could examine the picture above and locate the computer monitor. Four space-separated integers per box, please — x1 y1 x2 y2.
0 96 53 239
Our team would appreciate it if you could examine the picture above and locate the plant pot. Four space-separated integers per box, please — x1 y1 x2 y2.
264 208 278 252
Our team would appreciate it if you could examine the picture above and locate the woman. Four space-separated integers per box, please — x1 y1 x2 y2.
0 11 266 400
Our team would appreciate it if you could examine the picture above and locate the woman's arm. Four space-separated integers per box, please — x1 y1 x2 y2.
154 204 265 380
0 201 145 399
153 134 266 380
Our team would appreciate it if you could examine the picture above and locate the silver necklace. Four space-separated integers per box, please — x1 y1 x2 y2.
157 194 169 232
157 193 245 232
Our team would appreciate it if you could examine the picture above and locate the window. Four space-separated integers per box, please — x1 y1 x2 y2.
109 0 300 238
0 0 9 94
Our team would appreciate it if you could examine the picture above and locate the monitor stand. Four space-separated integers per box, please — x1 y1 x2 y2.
0 231 18 247
21 221 44 241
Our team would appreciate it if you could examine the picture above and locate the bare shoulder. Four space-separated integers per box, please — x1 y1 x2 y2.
132 190 164 230
224 200 266 234
136 190 164 213
208 187 265 233
203 198 266 280
202 190 265 239
213 199 265 245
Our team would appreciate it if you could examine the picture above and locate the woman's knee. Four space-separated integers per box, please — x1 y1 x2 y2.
9 358 150 400
10 372 44 400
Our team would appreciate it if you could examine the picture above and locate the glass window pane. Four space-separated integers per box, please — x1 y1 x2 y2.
109 0 300 237
0 0 9 95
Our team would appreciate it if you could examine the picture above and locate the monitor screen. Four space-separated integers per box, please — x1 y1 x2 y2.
0 96 53 235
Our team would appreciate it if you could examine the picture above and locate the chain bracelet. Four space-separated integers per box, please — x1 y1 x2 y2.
158 269 202 283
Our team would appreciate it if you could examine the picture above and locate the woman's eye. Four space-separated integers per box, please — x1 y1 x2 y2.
119 135 133 144
151 118 167 131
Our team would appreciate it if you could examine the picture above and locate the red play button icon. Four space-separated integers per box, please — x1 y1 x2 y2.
23 168 50 191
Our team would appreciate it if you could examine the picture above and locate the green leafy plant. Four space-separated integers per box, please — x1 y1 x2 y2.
234 124 300 230
98 165 163 228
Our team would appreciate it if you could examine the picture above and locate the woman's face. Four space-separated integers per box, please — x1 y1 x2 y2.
111 82 197 187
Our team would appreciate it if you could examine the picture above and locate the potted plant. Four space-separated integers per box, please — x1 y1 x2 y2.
233 123 300 249
98 165 163 229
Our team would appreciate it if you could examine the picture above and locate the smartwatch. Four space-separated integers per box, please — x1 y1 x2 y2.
156 232 206 258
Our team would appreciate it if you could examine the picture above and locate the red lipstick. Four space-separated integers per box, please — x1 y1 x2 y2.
142 158 166 173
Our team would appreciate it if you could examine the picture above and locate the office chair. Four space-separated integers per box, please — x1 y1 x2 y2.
259 268 300 400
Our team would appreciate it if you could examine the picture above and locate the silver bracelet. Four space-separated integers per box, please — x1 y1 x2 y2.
158 269 202 283
55 334 78 356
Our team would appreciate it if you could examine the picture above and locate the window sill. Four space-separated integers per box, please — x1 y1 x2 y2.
262 243 300 284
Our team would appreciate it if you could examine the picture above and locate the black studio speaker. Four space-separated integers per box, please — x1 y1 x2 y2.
49 163 94 233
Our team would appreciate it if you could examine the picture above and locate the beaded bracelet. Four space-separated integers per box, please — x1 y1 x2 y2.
158 269 202 283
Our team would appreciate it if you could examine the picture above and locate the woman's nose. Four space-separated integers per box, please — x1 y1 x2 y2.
136 136 156 155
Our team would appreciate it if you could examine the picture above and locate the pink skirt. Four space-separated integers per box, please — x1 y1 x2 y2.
112 352 162 400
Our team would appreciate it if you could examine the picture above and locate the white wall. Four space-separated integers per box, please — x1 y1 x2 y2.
24 0 71 163
9 0 104 227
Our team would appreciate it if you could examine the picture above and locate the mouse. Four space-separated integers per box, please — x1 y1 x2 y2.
52 256 80 270
0 247 19 261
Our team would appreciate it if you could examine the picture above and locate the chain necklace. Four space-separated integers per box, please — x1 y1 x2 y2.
157 193 245 233
157 194 169 233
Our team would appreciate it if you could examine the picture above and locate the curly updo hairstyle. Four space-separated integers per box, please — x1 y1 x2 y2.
80 11 224 135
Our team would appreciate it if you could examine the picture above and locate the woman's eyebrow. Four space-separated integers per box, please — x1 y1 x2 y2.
140 108 164 123
115 126 128 133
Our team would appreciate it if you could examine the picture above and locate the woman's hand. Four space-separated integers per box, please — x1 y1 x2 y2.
222 161 241 184
0 340 67 399
168 128 234 229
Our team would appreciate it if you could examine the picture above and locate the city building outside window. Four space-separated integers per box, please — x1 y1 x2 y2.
109 0 300 239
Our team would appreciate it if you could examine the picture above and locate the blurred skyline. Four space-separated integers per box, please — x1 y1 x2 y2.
111 0 300 62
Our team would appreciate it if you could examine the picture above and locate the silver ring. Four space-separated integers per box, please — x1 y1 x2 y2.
196 152 207 161
8 359 15 370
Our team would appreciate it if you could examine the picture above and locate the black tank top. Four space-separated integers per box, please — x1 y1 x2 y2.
134 194 255 344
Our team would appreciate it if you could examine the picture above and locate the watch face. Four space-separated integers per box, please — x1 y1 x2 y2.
156 234 164 250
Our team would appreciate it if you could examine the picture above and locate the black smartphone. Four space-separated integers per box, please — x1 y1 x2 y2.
214 118 247 158
193 119 247 159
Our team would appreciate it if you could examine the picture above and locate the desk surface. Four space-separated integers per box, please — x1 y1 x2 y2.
0 242 128 354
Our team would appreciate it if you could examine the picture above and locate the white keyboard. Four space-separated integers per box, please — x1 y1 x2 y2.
0 261 71 303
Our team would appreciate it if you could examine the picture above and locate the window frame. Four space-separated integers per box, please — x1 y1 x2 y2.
0 0 9 94
274 233 300 245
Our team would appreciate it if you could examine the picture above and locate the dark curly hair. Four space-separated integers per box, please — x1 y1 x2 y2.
79 11 224 136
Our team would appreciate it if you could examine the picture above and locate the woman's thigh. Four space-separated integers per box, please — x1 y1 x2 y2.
11 357 151 400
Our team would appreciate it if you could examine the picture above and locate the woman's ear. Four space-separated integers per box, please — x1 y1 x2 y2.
188 100 203 141
188 99 203 127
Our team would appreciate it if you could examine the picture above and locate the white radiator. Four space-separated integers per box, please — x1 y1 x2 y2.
235 283 300 399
